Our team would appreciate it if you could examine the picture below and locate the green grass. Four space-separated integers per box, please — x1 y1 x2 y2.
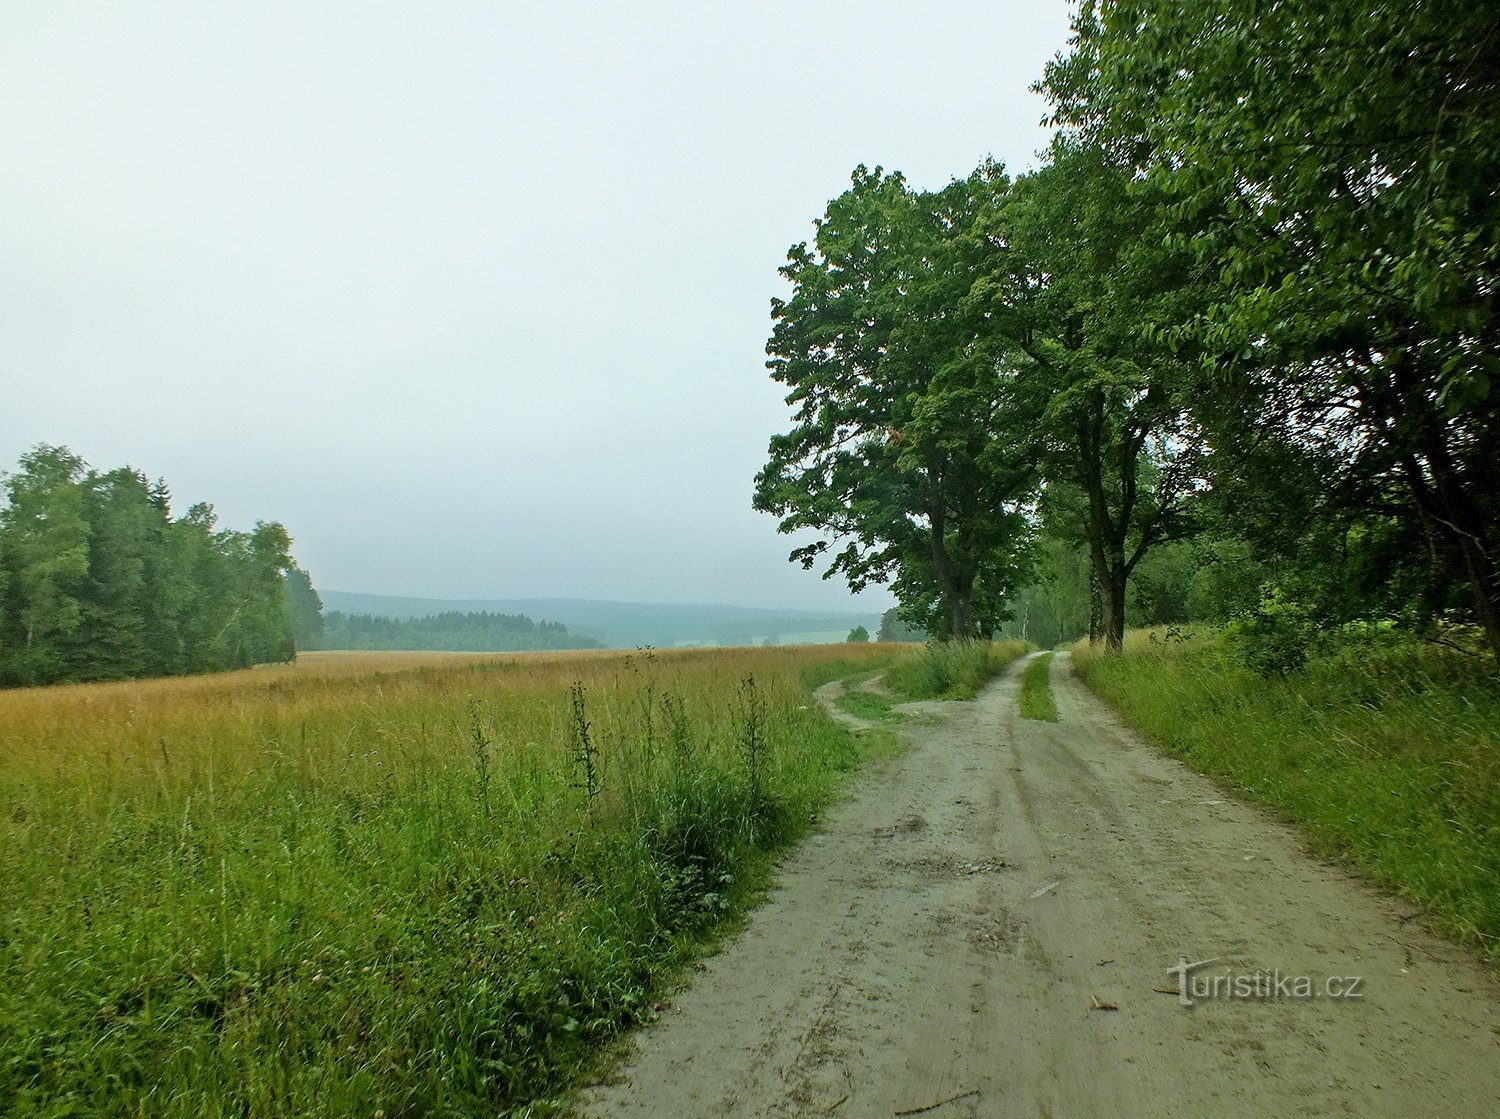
1074 629 1500 962
794 650 899 692
1017 652 1058 721
883 639 1030 701
0 645 891 1117
834 688 899 721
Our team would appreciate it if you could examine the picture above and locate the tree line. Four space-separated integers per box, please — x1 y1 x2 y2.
317 610 603 653
0 445 313 686
756 0 1498 663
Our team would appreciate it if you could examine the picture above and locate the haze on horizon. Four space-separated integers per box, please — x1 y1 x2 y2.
1 0 1072 614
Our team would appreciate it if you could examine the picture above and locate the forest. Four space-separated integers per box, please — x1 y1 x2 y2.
755 0 1498 671
0 445 314 687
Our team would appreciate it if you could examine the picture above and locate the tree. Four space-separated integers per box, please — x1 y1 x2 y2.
846 625 870 643
284 566 325 651
237 521 297 664
754 165 1037 639
876 607 925 643
1044 0 1500 658
77 467 174 679
0 446 91 684
1001 145 1208 650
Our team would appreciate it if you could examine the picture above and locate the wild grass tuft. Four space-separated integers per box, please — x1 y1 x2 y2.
884 639 1030 701
1074 628 1500 962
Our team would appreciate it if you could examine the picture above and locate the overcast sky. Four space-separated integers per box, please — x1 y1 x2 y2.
1 0 1073 612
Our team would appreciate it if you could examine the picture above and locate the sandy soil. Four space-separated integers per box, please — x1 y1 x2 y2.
577 653 1500 1118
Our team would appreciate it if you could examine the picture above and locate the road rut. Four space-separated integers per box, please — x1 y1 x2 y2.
579 653 1500 1117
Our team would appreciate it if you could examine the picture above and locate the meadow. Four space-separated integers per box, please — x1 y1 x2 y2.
1074 629 1500 962
0 644 898 1117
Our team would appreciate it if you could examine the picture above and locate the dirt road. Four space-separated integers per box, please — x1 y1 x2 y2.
578 653 1500 1117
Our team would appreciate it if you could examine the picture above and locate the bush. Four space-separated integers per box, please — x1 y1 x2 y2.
1227 585 1317 676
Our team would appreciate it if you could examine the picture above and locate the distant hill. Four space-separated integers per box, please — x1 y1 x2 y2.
318 591 880 650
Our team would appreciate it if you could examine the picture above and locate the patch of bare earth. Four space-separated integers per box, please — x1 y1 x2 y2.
577 653 1500 1117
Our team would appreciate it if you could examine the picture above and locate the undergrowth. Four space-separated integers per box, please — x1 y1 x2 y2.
1074 628 1500 962
0 644 889 1117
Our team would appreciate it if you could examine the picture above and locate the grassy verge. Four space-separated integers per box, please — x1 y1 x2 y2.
0 644 890 1117
1017 652 1058 721
883 639 1029 701
1073 629 1500 961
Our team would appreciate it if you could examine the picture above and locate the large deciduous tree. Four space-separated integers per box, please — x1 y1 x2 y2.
753 165 1036 639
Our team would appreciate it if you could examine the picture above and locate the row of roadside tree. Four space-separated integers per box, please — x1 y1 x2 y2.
755 0 1498 663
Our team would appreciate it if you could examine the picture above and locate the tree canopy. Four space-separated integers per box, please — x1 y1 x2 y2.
753 165 1036 639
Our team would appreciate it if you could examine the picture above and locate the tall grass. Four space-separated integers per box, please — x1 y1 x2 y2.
0 645 890 1117
1074 629 1500 961
882 639 1029 701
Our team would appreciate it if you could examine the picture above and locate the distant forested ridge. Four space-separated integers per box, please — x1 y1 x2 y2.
318 610 604 652
0 444 312 686
318 590 880 649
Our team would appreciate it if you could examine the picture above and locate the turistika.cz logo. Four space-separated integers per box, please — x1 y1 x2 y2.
1167 958 1366 1007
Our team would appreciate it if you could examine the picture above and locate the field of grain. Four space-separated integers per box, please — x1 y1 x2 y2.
0 645 895 1117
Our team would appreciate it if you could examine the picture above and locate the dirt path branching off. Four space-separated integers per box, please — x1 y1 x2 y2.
579 653 1499 1117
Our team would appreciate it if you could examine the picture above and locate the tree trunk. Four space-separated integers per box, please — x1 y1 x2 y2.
927 488 978 642
1088 563 1102 646
1405 460 1500 663
1383 355 1500 664
950 584 975 642
1099 561 1127 652
1084 494 1129 652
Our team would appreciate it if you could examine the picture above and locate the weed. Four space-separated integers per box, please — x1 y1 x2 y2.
469 699 493 813
661 691 692 776
738 674 767 802
569 681 601 809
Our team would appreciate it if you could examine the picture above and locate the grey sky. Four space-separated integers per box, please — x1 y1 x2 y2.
1 0 1072 612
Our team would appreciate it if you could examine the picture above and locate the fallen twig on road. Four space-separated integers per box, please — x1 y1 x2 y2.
894 1088 979 1115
